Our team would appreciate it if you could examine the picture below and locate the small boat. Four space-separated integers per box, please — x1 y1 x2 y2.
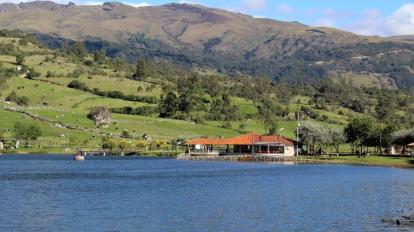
73 151 85 161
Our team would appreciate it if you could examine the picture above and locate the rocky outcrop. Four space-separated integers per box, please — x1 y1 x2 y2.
87 107 111 127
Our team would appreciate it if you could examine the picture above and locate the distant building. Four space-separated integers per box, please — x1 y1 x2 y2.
187 132 296 157
387 143 414 156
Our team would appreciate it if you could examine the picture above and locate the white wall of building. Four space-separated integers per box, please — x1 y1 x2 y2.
284 145 295 156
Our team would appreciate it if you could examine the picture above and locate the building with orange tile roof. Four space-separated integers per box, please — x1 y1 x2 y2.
187 132 296 156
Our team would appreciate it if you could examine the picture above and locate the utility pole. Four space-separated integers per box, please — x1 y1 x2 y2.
296 112 301 156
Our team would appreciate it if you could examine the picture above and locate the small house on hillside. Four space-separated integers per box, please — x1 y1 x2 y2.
187 132 296 157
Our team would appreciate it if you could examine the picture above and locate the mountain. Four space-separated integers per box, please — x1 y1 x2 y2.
1 1 414 89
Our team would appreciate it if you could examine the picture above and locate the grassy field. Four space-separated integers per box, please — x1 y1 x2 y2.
299 155 414 168
37 75 163 97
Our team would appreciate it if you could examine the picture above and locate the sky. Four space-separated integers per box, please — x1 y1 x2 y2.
3 0 414 36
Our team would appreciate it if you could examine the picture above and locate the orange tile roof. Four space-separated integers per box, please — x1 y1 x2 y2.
187 133 294 146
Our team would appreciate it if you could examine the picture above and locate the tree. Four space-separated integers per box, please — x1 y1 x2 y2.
132 59 150 81
328 128 346 154
26 125 41 146
265 119 278 135
16 54 25 65
239 122 247 133
18 38 28 46
208 94 242 121
392 128 414 147
344 117 374 154
258 99 287 134
73 41 86 58
13 122 41 148
93 50 106 64
364 124 395 154
375 98 392 120
177 75 199 113
158 91 179 118
297 121 326 156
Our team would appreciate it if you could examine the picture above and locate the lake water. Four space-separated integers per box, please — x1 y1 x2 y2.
0 155 413 231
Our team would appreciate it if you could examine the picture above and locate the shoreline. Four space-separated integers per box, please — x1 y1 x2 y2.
178 154 414 169
295 157 414 169
1 152 413 169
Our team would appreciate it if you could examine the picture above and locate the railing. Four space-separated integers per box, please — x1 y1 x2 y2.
188 150 288 156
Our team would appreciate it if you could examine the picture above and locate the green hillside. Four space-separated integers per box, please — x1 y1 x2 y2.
1 32 414 155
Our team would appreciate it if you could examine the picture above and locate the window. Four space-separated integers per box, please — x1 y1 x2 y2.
269 145 284 154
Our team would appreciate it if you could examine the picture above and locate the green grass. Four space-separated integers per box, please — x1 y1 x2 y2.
303 155 414 168
25 55 79 75
0 55 16 64
231 97 258 115
36 75 162 97
107 114 240 140
0 109 92 142
3 77 148 110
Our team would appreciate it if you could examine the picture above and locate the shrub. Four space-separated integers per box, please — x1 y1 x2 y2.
18 38 28 46
67 80 90 91
5 91 29 106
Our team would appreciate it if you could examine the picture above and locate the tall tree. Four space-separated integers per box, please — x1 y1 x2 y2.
177 75 199 113
344 117 373 153
133 59 150 81
258 99 288 134
93 50 106 64
159 91 179 118
73 41 87 58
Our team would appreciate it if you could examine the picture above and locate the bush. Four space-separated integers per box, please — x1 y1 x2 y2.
136 141 148 150
84 60 94 66
15 96 29 106
5 91 29 106
221 121 232 129
110 106 157 116
67 68 83 78
67 80 90 91
18 38 28 46
26 68 40 79
121 129 131 138
16 54 25 65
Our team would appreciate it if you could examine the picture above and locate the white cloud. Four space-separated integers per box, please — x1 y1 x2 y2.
343 4 414 36
128 1 150 7
345 9 383 36
242 0 267 11
314 9 337 27
276 3 293 14
384 3 414 36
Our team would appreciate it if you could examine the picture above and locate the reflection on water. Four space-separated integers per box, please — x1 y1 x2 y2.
0 155 413 231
